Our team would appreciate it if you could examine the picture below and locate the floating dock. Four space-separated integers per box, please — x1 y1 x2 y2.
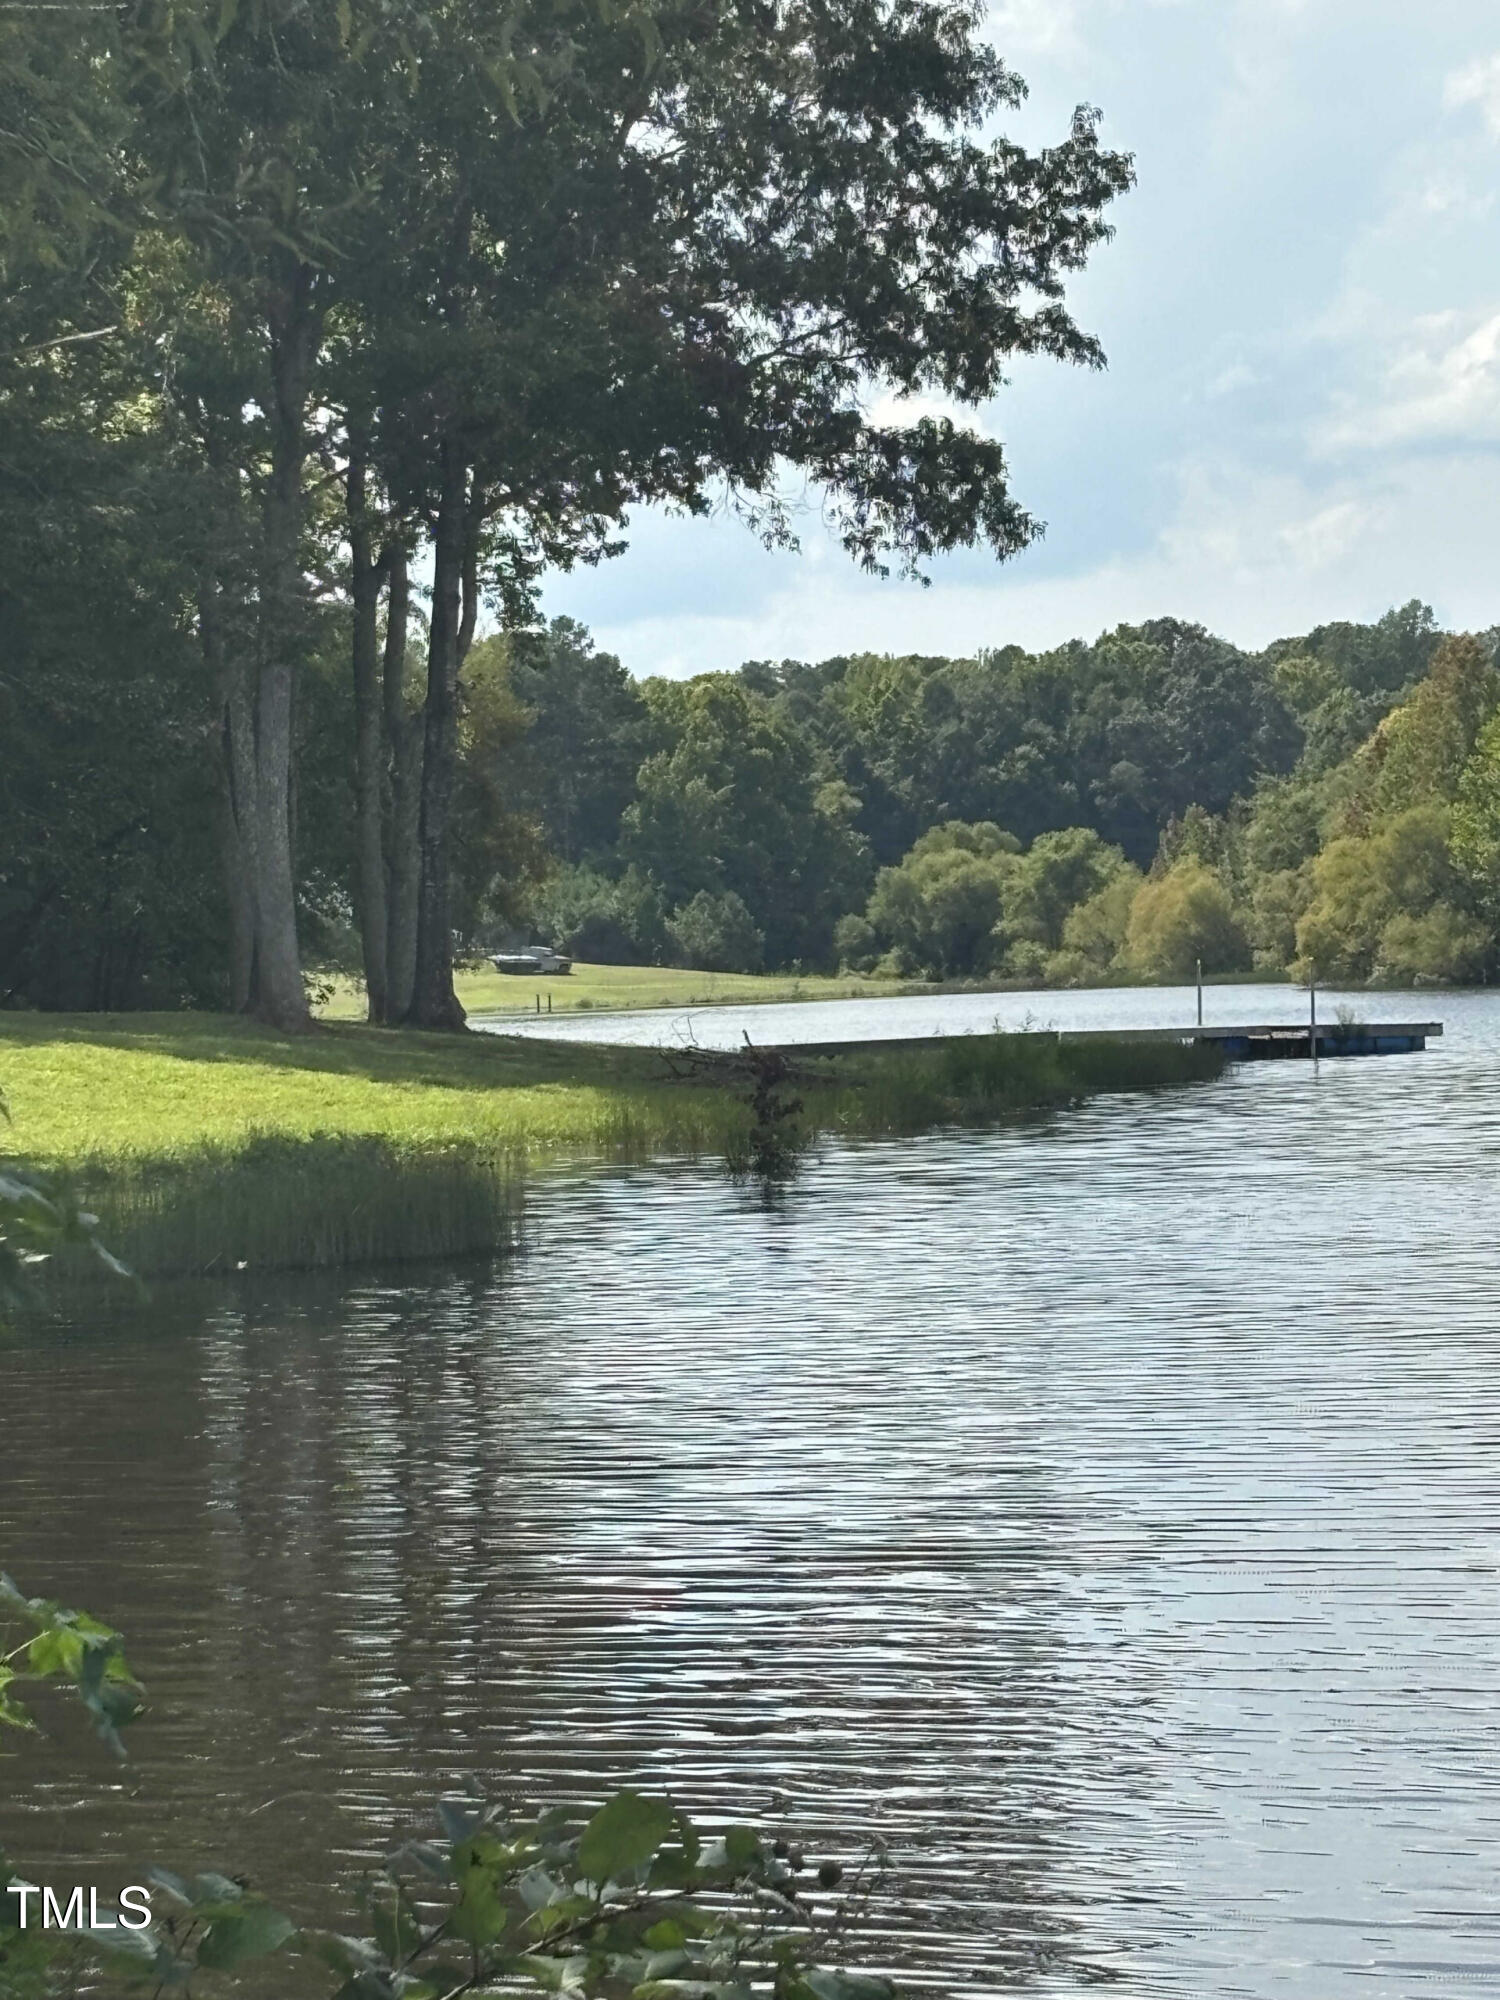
1068 1022 1441 1060
775 1022 1442 1062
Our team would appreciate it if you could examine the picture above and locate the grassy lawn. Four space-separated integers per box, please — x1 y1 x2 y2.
0 1011 748 1163
317 960 919 1021
0 1010 1220 1277
0 1012 772 1276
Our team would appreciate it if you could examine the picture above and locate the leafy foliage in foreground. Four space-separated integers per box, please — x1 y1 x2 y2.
3 1774 891 2000
2 1550 890 1999
0 1091 130 1308
0 1576 144 1755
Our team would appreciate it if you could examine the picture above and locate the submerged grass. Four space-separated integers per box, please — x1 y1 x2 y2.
0 1012 1222 1279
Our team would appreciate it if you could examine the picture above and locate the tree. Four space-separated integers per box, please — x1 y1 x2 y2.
448 644 554 952
1293 805 1467 983
1121 862 1248 982
863 821 1020 977
667 889 765 973
119 0 665 1028
624 677 869 965
1001 826 1131 956
500 620 651 865
331 0 1132 1025
1363 633 1500 819
1048 866 1141 985
530 864 670 965
1267 599 1441 702
1451 709 1500 914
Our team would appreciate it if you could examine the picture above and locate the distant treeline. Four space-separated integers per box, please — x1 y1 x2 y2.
9 596 1500 1007
504 598 1500 988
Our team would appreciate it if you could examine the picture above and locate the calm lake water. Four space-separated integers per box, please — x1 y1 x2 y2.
3 986 1499 1995
472 976 1435 1047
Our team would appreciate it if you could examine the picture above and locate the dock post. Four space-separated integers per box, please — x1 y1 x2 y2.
536 993 541 1014
1196 958 1203 1028
1309 967 1317 1058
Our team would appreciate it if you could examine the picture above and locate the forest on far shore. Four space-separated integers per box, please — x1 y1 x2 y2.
11 595 1500 1011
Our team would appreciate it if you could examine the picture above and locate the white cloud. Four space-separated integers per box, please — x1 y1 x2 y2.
986 0 1082 58
547 3 1500 676
1205 362 1259 399
1445 52 1500 137
563 450 1500 678
1317 308 1500 452
1159 465 1386 580
1280 499 1380 572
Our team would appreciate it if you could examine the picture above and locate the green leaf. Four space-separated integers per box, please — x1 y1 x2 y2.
195 1900 296 1969
370 1882 421 1962
26 1627 82 1678
188 1872 246 1908
396 1838 450 1880
674 1810 701 1868
451 1844 509 1947
525 1954 592 1992
721 1828 761 1870
799 1972 897 2000
578 1790 675 1884
517 1865 562 1912
145 1866 192 1906
312 1930 392 1979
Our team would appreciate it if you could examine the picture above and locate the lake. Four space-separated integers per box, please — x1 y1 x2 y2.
473 975 1430 1047
3 985 1499 1995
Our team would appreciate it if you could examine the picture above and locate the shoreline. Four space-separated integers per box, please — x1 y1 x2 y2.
317 959 1302 1024
1 1011 1223 1282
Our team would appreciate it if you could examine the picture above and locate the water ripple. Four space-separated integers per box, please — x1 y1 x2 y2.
3 992 1499 1994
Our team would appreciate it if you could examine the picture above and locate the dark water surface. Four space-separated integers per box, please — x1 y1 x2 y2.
3 990 1499 1995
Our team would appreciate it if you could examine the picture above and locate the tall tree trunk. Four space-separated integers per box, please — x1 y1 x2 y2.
203 582 257 1012
222 672 259 1015
382 546 422 1022
348 441 390 1023
406 441 470 1030
246 266 319 1033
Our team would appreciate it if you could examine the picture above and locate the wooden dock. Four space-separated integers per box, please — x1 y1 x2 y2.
772 1022 1442 1062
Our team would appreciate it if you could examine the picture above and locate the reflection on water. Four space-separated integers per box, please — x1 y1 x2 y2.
3 995 1500 1994
473 976 1434 1049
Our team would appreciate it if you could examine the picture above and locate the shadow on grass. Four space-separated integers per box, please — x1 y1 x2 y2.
0 1010 698 1096
5 1018 1224 1280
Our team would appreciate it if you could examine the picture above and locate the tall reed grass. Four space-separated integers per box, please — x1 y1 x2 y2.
62 1136 529 1278
815 1030 1222 1136
3 1014 1222 1283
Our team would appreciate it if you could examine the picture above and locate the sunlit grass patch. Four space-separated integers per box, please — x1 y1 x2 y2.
1 1013 1222 1279
318 959 923 1021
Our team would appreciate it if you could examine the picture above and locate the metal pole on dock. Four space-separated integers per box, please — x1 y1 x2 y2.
1196 958 1203 1028
1309 966 1317 1058
535 993 541 1014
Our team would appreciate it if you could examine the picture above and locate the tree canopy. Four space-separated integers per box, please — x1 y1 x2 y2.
3 0 1135 1027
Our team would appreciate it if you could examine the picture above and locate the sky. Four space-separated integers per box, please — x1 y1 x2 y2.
539 0 1500 679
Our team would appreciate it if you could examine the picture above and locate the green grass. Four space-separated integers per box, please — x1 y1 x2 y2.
0 1013 751 1159
318 959 924 1021
0 1012 1222 1279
